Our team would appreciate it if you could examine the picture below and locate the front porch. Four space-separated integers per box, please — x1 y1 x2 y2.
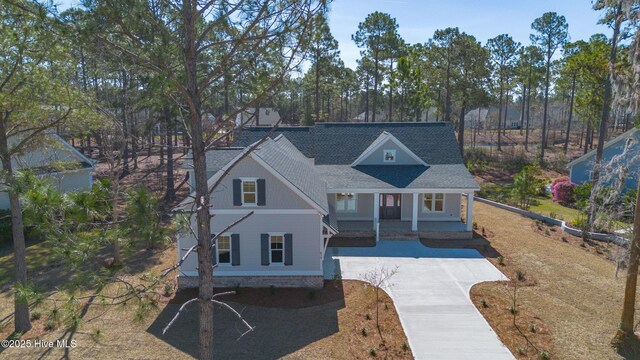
335 220 472 240
328 191 475 240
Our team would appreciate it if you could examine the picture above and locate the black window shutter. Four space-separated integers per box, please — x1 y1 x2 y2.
257 179 266 206
233 179 242 206
211 233 217 265
231 234 240 266
284 233 293 266
260 233 270 265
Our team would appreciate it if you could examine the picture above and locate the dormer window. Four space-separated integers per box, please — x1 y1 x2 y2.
383 149 396 163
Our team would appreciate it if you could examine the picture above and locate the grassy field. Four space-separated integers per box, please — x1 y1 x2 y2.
0 241 411 359
470 201 638 360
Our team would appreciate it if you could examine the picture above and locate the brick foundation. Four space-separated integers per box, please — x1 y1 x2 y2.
177 275 324 289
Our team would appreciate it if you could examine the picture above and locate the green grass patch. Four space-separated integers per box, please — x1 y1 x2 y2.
529 197 581 223
0 242 54 284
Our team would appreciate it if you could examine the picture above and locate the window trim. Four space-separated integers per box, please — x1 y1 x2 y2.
383 149 397 163
335 193 357 212
268 232 285 266
215 233 233 266
422 193 445 213
240 177 258 207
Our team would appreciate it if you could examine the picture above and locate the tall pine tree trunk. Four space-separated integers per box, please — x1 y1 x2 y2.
563 73 576 154
458 99 466 157
540 56 551 163
615 181 640 341
164 106 175 202
0 114 31 333
498 81 504 151
182 2 215 358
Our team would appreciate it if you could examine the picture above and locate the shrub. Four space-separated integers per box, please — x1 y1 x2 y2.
517 347 526 355
44 320 56 331
573 182 592 209
8 331 22 340
368 347 377 356
473 221 478 230
516 270 525 281
163 283 174 297
497 256 504 266
384 303 389 310
402 342 409 351
551 177 570 194
539 351 551 360
365 313 372 320
553 181 576 205
361 327 368 336
529 323 537 333
512 165 544 210
31 311 41 321
481 299 489 308
508 305 518 315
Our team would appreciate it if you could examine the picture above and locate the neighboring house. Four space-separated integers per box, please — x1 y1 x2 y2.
464 106 524 130
177 122 479 289
567 128 640 192
235 107 280 127
0 133 95 209
352 111 389 122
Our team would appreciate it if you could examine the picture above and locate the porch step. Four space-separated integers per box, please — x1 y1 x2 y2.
379 232 420 241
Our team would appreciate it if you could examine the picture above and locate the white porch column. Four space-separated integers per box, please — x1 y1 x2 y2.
466 192 474 232
373 192 380 230
412 193 419 231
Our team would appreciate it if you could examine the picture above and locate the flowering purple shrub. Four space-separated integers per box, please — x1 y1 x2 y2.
552 179 576 205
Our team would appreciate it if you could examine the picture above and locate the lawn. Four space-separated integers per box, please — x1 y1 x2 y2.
529 197 582 223
470 201 638 360
0 241 411 359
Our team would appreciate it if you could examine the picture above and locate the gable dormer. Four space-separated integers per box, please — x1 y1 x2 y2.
351 132 427 167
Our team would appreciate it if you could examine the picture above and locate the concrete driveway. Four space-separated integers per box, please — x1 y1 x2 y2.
323 240 514 360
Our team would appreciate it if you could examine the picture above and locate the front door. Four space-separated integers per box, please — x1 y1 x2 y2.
380 193 401 220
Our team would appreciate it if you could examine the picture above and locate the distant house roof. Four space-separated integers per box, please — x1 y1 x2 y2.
235 107 281 127
2 133 95 174
567 128 640 168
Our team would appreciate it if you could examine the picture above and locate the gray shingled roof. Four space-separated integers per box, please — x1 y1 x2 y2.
183 148 244 173
253 138 328 212
233 126 315 158
316 164 479 190
313 122 463 165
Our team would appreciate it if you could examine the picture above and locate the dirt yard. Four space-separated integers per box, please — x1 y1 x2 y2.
0 241 411 359
470 201 638 360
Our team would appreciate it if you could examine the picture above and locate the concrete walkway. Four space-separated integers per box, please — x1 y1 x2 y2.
323 240 514 360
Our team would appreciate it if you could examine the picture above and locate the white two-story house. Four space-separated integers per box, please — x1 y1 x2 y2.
176 122 479 288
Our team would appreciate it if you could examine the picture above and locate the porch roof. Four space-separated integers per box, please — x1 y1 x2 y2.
316 164 479 191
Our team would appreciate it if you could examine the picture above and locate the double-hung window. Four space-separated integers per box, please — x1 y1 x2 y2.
241 178 257 205
423 193 444 212
336 193 357 212
270 234 284 264
216 235 232 265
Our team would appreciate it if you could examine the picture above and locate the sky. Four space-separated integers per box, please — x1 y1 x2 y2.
329 0 610 69
56 0 611 70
